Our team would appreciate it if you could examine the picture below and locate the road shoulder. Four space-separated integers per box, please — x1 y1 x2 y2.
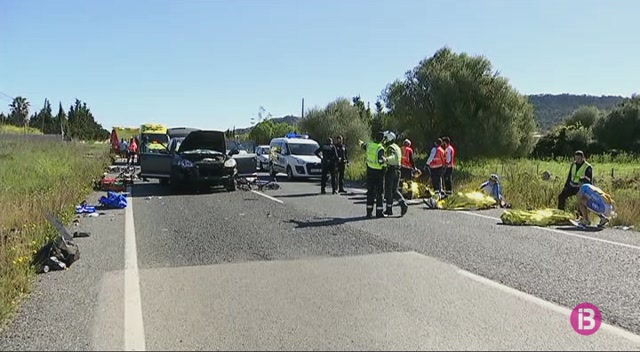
0 192 126 351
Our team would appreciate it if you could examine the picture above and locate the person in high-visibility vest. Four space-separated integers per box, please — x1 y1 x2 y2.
400 139 416 181
425 138 446 197
575 176 614 228
557 150 593 210
382 132 409 216
442 136 455 195
360 132 387 218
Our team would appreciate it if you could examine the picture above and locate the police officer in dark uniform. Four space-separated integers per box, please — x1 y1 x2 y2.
335 135 348 193
315 137 339 194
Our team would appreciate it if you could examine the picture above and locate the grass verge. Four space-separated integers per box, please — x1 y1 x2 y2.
0 138 110 327
0 125 44 135
345 152 640 228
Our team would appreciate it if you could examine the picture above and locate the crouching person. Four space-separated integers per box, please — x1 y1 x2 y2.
479 174 511 208
576 177 615 228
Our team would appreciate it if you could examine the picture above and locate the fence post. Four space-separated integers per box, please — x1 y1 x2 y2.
536 164 539 175
611 168 615 179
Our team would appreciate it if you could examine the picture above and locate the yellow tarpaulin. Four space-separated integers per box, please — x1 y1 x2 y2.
500 208 575 226
437 191 497 210
401 181 432 199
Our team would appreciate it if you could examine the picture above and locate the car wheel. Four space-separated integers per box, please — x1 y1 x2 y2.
169 178 183 194
286 166 295 181
226 178 236 192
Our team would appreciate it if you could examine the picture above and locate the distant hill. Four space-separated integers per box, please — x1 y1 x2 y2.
527 94 627 131
233 94 629 135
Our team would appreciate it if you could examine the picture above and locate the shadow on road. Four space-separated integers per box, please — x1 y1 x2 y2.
287 216 369 228
129 183 174 198
275 192 322 198
129 182 229 198
556 226 604 232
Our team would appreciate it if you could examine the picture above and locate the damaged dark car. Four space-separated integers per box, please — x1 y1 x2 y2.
171 130 238 192
139 130 240 193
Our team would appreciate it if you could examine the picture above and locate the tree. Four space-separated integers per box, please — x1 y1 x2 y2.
67 99 109 140
248 119 297 145
53 102 68 136
593 96 640 153
298 98 371 155
30 99 56 134
381 47 537 158
8 96 30 128
564 106 601 129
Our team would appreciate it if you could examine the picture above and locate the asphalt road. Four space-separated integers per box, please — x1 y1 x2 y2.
1 170 640 351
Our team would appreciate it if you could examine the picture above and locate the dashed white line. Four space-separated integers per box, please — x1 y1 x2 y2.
124 196 146 351
458 268 640 344
251 190 284 203
460 211 640 251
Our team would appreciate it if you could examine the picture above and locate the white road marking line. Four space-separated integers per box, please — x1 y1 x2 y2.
460 211 640 251
124 196 146 351
251 190 284 204
457 269 640 344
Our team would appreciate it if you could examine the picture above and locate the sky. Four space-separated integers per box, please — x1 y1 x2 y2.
1 0 638 131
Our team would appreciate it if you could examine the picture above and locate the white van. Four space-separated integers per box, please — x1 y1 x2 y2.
269 134 322 180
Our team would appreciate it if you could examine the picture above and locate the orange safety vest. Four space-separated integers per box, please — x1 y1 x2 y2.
429 146 445 168
401 146 413 168
446 145 455 167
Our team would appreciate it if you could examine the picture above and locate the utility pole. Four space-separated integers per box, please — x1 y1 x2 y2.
301 98 304 118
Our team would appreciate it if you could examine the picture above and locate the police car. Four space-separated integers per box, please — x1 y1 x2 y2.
269 133 322 180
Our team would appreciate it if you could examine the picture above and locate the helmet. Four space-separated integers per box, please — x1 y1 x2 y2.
403 139 411 146
382 131 396 143
490 174 499 182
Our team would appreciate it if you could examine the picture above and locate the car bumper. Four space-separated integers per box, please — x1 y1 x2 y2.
291 163 322 177
172 167 234 186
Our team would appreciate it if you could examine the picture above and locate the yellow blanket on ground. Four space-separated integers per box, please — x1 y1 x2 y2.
500 208 575 226
401 181 431 199
437 191 498 210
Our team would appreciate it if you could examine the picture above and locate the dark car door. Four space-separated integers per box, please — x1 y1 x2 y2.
139 139 175 178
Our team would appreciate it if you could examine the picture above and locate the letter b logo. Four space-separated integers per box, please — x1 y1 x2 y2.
571 302 602 335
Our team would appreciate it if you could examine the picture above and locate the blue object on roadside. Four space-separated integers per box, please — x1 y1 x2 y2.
98 191 128 209
75 204 96 214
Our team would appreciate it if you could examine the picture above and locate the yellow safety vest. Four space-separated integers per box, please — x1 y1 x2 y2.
569 161 592 186
386 143 402 167
366 142 384 170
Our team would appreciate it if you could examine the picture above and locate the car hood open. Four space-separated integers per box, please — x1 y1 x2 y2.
177 130 226 154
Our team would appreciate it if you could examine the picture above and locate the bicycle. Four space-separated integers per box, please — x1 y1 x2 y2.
237 175 281 191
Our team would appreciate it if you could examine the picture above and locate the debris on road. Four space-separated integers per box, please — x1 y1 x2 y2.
99 191 128 209
36 215 82 274
76 201 96 214
500 209 574 226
